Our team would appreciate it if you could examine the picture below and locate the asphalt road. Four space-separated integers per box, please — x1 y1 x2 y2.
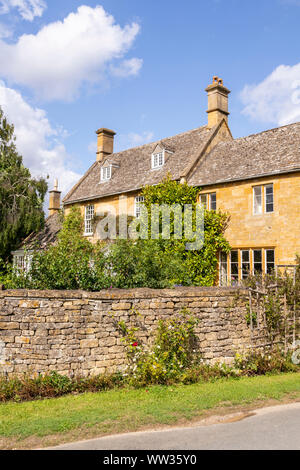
47 402 300 450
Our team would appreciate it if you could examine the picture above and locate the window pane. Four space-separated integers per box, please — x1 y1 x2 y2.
231 250 238 263
253 249 262 273
266 249 275 274
152 152 164 168
253 186 262 214
265 184 274 213
101 166 111 180
241 250 250 279
135 196 144 218
85 205 94 234
230 250 239 284
210 193 217 211
200 194 207 209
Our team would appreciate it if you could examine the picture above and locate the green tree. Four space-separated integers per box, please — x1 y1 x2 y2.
0 107 47 264
142 177 231 286
19 207 107 291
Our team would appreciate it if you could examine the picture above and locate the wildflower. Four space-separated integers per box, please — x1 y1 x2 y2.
132 342 138 347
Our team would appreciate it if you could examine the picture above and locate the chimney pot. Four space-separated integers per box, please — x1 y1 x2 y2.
96 128 116 162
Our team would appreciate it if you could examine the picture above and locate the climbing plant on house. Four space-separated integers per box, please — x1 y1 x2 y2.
141 177 231 286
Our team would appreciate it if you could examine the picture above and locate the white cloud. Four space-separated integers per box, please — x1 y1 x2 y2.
110 58 143 78
0 5 142 101
241 64 300 126
0 0 46 21
0 81 81 203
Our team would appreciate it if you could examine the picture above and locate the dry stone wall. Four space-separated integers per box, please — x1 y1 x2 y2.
0 287 252 378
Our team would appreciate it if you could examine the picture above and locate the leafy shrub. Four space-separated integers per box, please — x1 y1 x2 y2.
118 310 201 386
234 350 299 376
0 371 124 402
7 209 188 290
106 239 185 289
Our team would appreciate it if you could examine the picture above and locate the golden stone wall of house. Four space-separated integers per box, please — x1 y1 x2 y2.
64 192 138 244
64 163 299 273
199 172 300 267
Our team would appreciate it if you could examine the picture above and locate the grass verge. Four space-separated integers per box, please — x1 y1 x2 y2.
0 372 300 449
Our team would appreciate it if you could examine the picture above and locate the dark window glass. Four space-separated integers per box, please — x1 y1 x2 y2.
210 193 217 211
242 250 250 279
230 250 239 284
253 249 262 273
265 184 274 213
266 249 275 274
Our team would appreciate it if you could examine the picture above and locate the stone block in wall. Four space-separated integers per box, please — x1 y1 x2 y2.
111 302 132 310
80 339 99 348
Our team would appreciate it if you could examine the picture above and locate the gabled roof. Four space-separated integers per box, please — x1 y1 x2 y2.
15 212 62 252
188 121 300 187
63 125 217 204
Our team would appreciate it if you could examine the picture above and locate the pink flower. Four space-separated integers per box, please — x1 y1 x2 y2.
132 342 138 347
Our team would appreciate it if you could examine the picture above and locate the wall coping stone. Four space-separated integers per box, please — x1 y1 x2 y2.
0 286 248 301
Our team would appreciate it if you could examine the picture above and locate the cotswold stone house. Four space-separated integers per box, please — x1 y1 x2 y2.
15 77 300 284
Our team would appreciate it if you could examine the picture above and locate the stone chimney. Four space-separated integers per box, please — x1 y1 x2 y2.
48 179 61 216
206 76 231 129
96 128 116 162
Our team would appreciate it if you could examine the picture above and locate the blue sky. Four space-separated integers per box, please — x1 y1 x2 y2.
0 0 300 200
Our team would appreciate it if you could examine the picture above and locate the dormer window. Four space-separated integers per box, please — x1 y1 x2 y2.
152 151 164 169
101 165 112 181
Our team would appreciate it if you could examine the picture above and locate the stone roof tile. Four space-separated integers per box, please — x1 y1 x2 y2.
188 122 300 186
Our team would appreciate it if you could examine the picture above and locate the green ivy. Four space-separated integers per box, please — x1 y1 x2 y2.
142 176 231 286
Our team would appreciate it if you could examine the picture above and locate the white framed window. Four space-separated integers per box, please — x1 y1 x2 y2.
199 193 216 210
265 249 275 274
253 184 274 214
253 186 263 214
134 196 145 218
13 252 33 274
101 165 112 181
14 254 25 270
152 151 164 169
84 205 94 235
265 184 274 213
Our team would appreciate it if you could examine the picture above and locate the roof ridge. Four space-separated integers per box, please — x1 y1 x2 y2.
234 120 300 142
109 125 208 157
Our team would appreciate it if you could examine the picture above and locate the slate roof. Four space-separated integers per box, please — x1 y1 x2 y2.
188 122 300 186
63 121 300 205
63 125 215 204
16 212 62 251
